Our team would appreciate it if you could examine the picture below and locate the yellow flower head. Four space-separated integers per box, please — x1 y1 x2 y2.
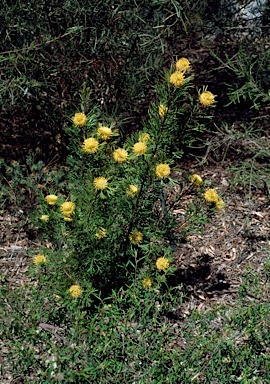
156 257 169 271
142 276 153 289
69 284 82 298
126 184 139 197
45 194 58 206
215 198 225 210
199 91 216 107
129 230 143 245
61 201 75 216
97 126 113 141
158 104 168 118
73 112 87 127
94 176 108 191
139 133 151 143
82 138 99 154
33 254 47 266
169 71 185 87
133 142 147 156
155 164 171 179
204 189 219 203
176 57 191 72
95 227 107 239
40 214 49 222
190 174 203 186
113 148 128 163
63 216 73 222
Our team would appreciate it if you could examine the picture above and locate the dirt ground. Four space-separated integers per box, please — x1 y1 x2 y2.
173 161 270 313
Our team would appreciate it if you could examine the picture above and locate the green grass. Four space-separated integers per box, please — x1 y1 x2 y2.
1 261 269 383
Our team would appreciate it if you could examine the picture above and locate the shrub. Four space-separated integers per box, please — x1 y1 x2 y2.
31 57 220 304
0 0 207 162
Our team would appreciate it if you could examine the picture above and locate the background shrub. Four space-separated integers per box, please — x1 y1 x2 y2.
1 0 268 164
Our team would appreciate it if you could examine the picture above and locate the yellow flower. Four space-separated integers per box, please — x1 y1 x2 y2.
94 176 108 190
63 216 73 222
215 198 225 210
169 71 185 87
97 126 113 141
204 189 219 203
129 230 143 245
142 277 153 288
40 214 49 222
126 184 139 197
199 91 216 107
33 254 47 266
156 257 169 271
190 174 203 186
95 227 107 239
69 284 82 298
73 112 87 127
82 138 99 154
139 133 151 142
133 142 147 156
61 201 75 216
176 57 190 72
158 104 168 118
45 194 58 206
155 164 171 179
113 148 128 163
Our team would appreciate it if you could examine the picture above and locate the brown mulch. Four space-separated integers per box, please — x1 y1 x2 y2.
171 162 270 315
0 215 40 288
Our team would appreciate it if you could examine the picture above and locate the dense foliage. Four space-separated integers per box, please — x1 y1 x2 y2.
1 0 269 162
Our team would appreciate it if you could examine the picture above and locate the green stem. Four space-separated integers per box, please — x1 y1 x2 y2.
122 87 177 257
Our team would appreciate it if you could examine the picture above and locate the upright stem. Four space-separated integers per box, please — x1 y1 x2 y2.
122 88 176 257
